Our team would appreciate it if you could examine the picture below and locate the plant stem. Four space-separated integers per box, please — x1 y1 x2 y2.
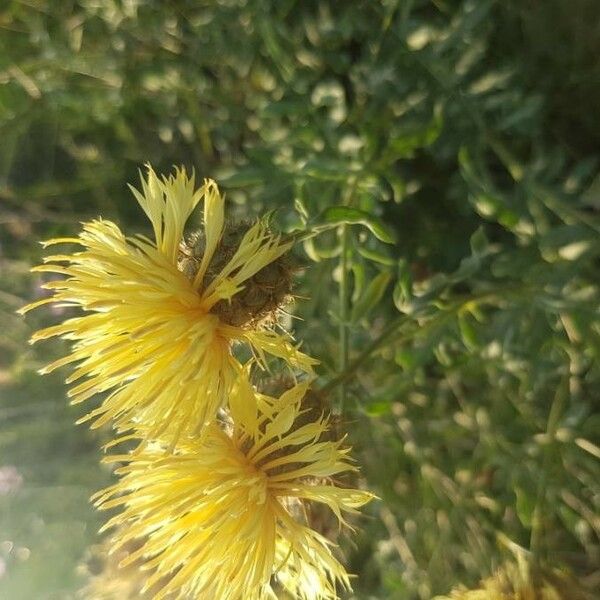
529 377 567 559
324 314 406 399
337 224 349 413
320 284 533 398
335 175 360 414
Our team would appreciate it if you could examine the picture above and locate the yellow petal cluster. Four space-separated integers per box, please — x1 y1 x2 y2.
20 166 315 442
93 381 374 600
435 561 596 600
21 165 373 599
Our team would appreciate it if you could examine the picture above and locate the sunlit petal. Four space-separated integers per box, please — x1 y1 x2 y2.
95 382 374 600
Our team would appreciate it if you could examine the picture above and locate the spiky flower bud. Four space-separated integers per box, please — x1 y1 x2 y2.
178 220 294 327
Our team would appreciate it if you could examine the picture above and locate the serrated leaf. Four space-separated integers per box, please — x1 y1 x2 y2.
313 206 395 243
351 271 391 322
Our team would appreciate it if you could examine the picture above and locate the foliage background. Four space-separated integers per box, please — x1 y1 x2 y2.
1 0 599 598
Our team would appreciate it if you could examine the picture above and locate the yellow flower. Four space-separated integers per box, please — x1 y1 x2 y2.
93 380 374 600
19 165 315 442
435 560 596 600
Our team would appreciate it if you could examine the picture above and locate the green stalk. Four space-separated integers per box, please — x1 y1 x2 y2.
321 285 532 398
323 314 406 398
334 176 360 414
530 377 567 560
337 224 349 413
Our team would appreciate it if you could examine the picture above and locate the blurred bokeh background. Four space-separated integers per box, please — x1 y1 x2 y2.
1 1 599 598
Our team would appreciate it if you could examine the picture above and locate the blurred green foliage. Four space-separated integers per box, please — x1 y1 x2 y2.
1 1 599 598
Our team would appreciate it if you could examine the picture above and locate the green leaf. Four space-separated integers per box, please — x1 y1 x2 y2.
351 271 392 322
313 206 396 243
515 486 535 528
386 173 406 204
300 158 352 181
357 246 395 266
470 227 489 256
218 168 266 187
302 237 341 262
393 259 413 312
470 193 520 229
386 107 443 159
351 262 366 303
364 401 391 417
458 311 479 350
556 504 581 536
294 197 309 223
395 348 420 370
452 255 481 281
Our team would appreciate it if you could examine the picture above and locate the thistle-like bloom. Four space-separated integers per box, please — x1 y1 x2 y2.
435 560 596 600
93 381 374 600
19 166 315 441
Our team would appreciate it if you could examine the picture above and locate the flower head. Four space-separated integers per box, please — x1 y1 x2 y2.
93 380 374 600
435 560 596 600
19 166 315 442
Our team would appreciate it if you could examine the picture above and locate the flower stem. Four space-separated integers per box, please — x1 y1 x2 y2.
337 224 349 413
530 376 567 560
335 176 360 414
324 314 406 399
321 284 533 398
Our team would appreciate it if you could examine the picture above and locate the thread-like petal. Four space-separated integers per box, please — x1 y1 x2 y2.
22 167 314 442
95 382 374 600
